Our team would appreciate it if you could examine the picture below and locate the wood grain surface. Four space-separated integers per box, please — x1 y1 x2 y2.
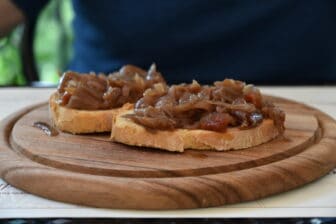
0 96 335 210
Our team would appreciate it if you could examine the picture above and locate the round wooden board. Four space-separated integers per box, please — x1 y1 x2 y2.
0 96 336 210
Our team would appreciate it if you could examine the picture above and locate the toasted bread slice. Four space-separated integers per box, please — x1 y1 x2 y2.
49 92 133 134
111 110 280 152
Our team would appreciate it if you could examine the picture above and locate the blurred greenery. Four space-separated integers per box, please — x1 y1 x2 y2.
0 0 74 86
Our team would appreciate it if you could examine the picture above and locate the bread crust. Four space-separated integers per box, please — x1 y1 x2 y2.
111 110 280 152
49 92 132 134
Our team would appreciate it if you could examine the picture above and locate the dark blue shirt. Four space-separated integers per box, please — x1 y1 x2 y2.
12 0 336 84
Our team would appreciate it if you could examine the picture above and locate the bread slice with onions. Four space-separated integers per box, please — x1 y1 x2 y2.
49 93 132 134
49 64 165 134
110 80 285 152
110 109 280 152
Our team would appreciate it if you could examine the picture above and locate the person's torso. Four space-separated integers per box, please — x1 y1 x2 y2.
70 0 336 84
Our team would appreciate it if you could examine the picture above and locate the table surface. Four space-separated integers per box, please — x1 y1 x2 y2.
0 87 335 218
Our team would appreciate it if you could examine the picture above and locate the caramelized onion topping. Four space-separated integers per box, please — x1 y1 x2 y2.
126 79 285 133
56 66 285 133
56 64 166 110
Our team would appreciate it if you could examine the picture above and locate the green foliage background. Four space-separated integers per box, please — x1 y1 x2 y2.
0 0 74 86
